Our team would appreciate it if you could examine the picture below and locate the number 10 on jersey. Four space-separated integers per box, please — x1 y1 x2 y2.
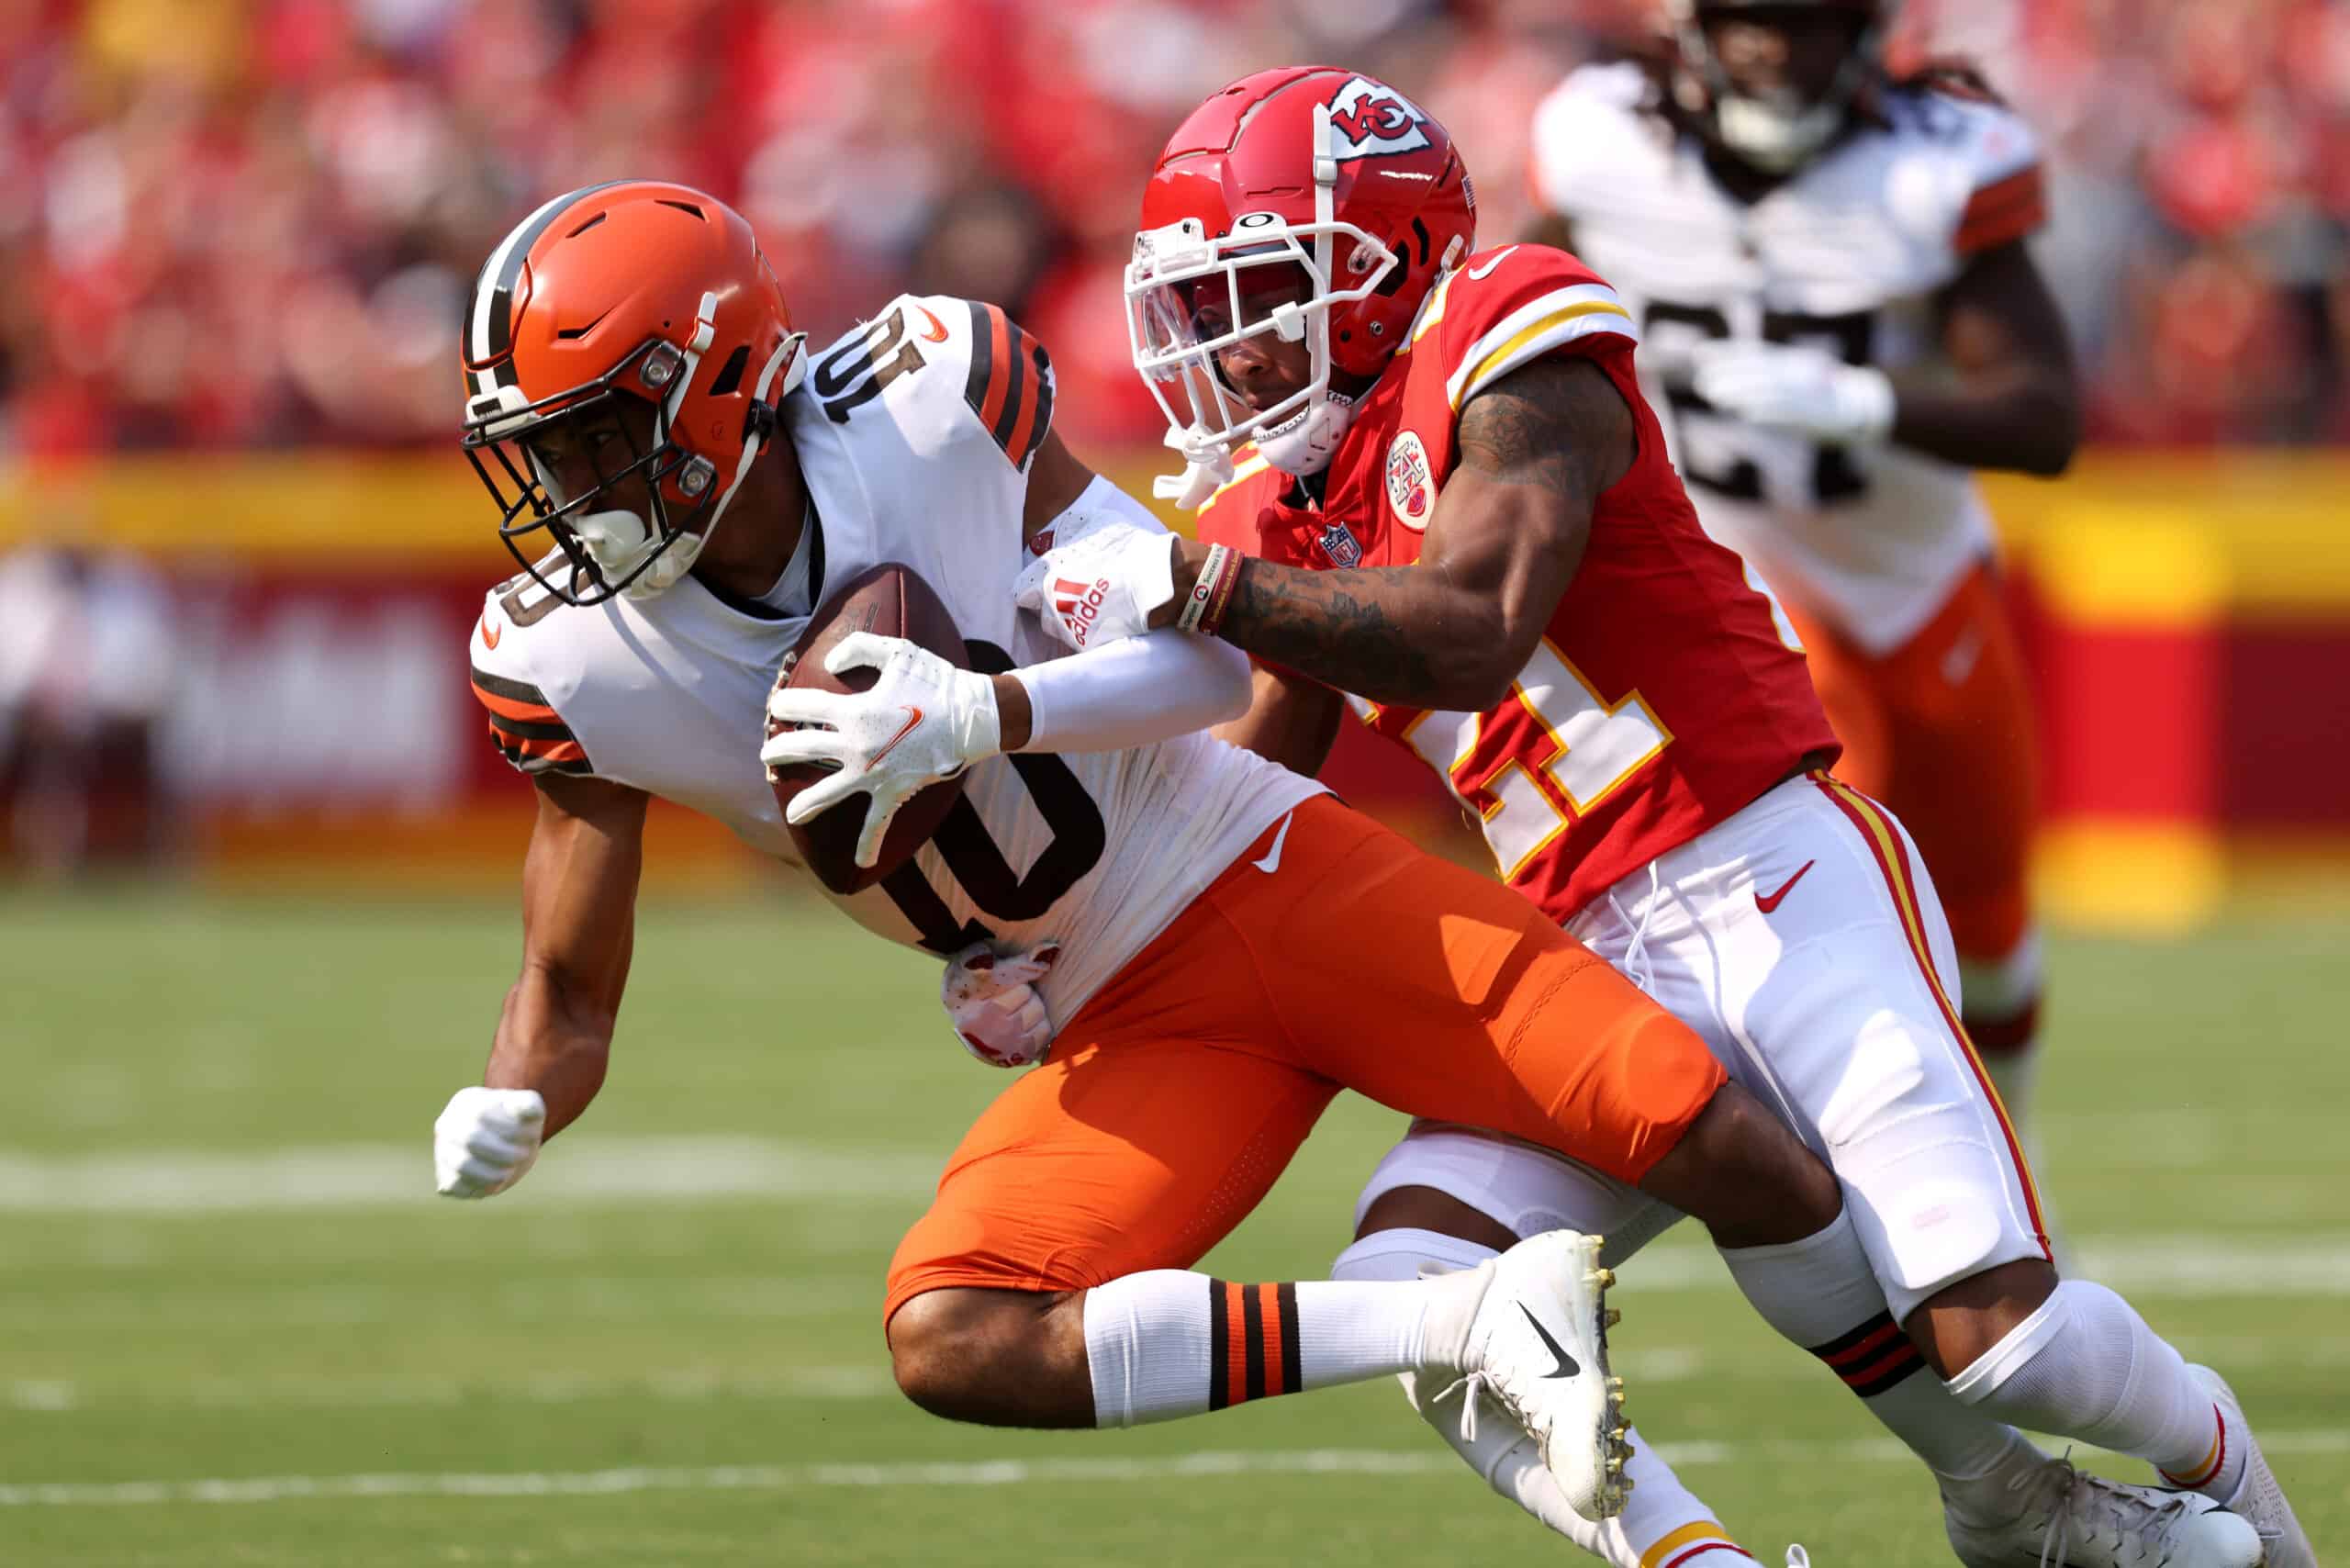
1356 640 1671 880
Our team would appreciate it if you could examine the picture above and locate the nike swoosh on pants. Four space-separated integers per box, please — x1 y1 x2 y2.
1251 812 1294 875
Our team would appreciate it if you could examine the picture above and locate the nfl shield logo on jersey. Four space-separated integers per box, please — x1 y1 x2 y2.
1386 431 1434 532
1317 521 1363 567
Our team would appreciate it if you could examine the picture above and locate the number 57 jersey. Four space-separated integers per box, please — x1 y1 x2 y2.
1193 244 1839 924
1530 62 2050 653
469 295 1321 1022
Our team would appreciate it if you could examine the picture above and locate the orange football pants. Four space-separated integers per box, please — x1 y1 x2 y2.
1790 560 2039 965
885 796 1726 1323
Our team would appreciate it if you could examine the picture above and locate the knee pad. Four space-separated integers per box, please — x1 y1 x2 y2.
1332 1226 1498 1283
1352 1122 1673 1267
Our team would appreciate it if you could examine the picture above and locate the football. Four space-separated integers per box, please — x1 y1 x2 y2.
766 562 971 896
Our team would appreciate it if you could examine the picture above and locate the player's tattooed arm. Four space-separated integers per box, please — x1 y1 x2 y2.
1168 356 1631 711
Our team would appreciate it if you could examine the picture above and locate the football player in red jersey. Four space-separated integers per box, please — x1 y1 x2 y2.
429 179 1870 1531
1526 0 2069 1215
1020 66 2295 1568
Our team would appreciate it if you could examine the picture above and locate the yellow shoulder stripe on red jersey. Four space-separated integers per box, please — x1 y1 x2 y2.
1194 450 1271 513
1447 284 1636 410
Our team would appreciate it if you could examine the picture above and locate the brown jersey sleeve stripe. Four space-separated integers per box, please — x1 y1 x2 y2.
490 731 594 777
487 712 576 745
470 666 564 725
960 300 1048 467
1007 330 1054 472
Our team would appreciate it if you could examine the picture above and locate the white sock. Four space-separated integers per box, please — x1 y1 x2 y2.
1081 1267 1470 1428
1945 1279 2239 1495
1336 1229 1753 1568
1718 1206 2037 1501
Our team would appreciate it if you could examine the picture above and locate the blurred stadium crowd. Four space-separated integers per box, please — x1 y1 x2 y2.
2 0 2347 459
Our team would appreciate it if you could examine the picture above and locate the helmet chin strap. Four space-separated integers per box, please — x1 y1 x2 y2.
1256 389 1356 477
583 328 806 601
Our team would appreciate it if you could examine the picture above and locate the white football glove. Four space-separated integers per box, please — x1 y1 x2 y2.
1013 524 1178 652
1689 340 1897 446
434 1086 546 1199
760 632 1002 869
942 938 1062 1069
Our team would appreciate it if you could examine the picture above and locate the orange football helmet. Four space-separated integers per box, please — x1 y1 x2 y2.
460 181 805 604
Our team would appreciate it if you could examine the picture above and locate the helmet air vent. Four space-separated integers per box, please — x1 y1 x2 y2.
706 344 751 398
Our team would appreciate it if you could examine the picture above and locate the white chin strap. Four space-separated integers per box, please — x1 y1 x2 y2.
581 326 807 602
1255 389 1356 478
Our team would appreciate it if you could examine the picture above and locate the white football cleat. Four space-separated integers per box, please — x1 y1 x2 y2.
1428 1229 1628 1522
2188 1364 2314 1568
1943 1454 2262 1568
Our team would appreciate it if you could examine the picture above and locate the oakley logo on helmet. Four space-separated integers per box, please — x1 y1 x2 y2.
1326 76 1433 161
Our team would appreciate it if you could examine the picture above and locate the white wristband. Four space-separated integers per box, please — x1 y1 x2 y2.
1177 543 1233 633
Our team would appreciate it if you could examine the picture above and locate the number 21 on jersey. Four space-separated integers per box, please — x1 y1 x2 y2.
1355 640 1670 880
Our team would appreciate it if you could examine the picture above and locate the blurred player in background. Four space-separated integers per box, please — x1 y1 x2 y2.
1525 0 2067 1148
429 179 1862 1525
1022 63 2305 1568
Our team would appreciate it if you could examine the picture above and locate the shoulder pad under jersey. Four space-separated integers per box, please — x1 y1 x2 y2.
1528 63 1672 224
802 294 1057 474
467 566 594 778
1411 243 1639 415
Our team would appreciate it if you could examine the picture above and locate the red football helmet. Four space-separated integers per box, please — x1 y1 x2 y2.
1666 0 1897 173
460 182 805 605
1127 67 1476 504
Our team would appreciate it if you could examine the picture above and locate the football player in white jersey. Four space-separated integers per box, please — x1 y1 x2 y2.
425 180 1874 1528
1501 9 2310 1563
1528 1 2064 1153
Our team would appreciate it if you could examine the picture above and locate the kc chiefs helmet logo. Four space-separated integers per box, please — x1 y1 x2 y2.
1326 76 1434 161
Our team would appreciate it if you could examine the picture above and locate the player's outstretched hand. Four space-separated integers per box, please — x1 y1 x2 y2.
942 938 1062 1069
434 1086 546 1199
1689 340 1896 447
760 632 1002 869
1014 524 1178 652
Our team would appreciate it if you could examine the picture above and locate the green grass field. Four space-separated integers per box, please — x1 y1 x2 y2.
2 890 2344 1565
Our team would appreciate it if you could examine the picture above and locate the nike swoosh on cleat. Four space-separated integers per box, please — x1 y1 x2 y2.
1251 812 1294 875
1755 859 1815 914
1516 1302 1581 1378
867 707 925 769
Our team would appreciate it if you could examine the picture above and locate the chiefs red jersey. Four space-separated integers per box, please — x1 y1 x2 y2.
1196 243 1839 921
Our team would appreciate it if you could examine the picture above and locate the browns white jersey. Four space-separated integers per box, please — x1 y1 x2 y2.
1530 63 2047 651
469 294 1320 1022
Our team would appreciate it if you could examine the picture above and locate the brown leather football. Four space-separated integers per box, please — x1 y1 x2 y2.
766 562 970 894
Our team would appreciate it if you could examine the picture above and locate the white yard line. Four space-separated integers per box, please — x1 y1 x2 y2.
0 1138 940 1212
1 1143 2344 1303
6 1433 2345 1508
